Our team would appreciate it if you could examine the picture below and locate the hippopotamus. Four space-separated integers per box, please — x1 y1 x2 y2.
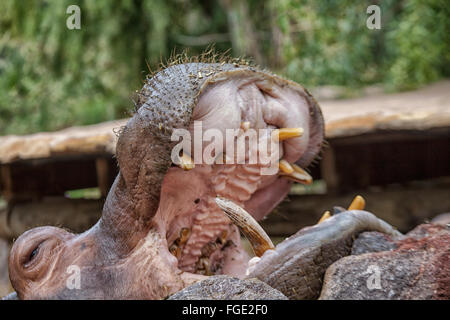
4 55 403 299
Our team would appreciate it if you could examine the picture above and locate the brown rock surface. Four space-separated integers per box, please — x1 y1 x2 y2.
320 224 450 300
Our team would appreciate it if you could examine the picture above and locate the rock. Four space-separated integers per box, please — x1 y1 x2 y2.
168 275 288 300
319 224 450 300
351 231 398 255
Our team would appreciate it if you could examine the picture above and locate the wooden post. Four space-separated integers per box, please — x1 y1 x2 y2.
0 165 13 201
320 147 339 194
95 158 110 198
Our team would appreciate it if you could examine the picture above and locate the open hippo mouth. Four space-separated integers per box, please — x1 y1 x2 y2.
6 58 325 299
155 66 324 278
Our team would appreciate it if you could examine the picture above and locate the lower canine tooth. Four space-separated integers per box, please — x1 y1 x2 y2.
272 128 304 141
215 197 274 257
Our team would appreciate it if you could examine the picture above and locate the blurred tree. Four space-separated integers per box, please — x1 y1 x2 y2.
220 0 263 64
385 0 450 90
0 0 231 134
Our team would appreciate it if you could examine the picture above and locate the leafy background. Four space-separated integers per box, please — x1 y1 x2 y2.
0 0 448 135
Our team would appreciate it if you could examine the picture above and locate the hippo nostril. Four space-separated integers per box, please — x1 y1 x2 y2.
22 241 45 268
28 247 39 262
10 226 72 281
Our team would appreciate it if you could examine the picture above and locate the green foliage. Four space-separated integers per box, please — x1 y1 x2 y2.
0 0 136 134
272 0 449 90
385 0 450 90
0 0 448 135
0 0 229 134
273 0 378 86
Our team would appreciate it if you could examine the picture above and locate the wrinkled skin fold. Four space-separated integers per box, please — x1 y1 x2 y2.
4 60 401 300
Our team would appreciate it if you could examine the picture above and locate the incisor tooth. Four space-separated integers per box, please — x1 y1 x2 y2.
179 153 195 171
216 230 228 245
348 195 366 211
292 164 313 184
292 164 311 175
241 121 251 131
201 241 218 257
199 257 211 275
279 163 313 185
215 197 274 257
272 128 304 141
317 211 331 224
279 159 294 174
